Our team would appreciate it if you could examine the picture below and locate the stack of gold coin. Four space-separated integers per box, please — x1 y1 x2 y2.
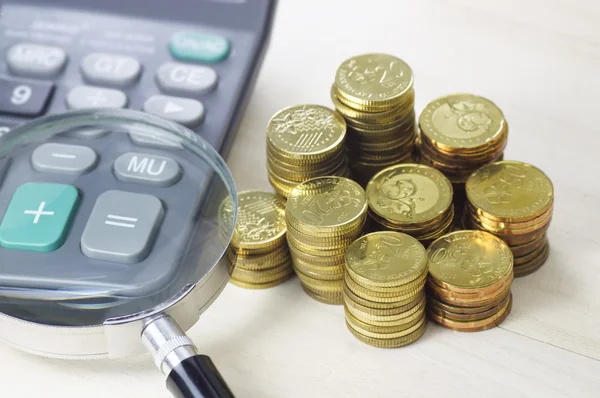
366 164 454 246
464 161 554 277
286 176 368 304
343 232 428 348
266 104 350 198
220 191 294 289
427 231 514 332
330 53 417 186
418 94 508 219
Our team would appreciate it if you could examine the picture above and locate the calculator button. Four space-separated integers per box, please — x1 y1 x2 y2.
0 122 15 138
114 152 181 186
143 95 204 127
129 132 183 149
32 143 98 175
7 43 68 79
63 127 110 139
169 32 230 63
0 183 79 253
81 190 164 264
66 86 128 110
157 63 217 96
0 157 9 186
0 77 54 117
81 53 142 87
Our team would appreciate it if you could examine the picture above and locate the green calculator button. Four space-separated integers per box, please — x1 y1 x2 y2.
169 31 230 63
0 183 79 252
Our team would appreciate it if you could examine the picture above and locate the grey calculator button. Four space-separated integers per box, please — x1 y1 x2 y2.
7 43 67 78
32 143 98 175
64 127 110 139
0 126 11 138
81 190 164 264
143 95 204 127
66 86 128 110
81 53 142 87
157 63 217 95
114 152 181 186
129 132 183 149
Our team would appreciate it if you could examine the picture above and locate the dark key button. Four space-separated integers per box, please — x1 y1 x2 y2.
0 157 9 187
0 77 54 117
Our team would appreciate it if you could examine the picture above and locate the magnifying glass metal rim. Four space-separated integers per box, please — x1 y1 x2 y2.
0 109 238 360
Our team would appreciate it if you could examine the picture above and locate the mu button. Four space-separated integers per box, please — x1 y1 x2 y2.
0 183 79 252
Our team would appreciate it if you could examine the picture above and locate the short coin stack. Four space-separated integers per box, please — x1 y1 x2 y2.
418 94 508 219
343 232 428 348
331 53 417 185
427 230 514 331
366 164 454 246
220 191 294 289
465 161 554 277
286 176 367 304
267 104 350 198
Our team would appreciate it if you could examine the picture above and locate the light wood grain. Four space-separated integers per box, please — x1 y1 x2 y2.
2 0 600 396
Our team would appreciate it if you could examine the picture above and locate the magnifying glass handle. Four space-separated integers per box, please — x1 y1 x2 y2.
166 355 236 398
142 316 236 398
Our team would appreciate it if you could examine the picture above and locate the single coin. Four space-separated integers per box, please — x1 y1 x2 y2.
218 191 287 252
419 94 507 151
286 176 368 232
335 53 414 111
427 230 513 292
345 317 427 348
229 273 293 290
367 164 453 226
266 104 346 161
466 161 554 222
345 231 427 288
428 295 512 332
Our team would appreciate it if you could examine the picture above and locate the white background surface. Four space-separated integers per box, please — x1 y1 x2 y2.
2 0 600 397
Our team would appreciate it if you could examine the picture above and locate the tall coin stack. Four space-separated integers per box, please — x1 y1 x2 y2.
331 53 417 186
465 161 554 277
366 164 454 246
343 232 428 348
427 231 514 332
418 94 508 220
220 191 294 289
267 105 350 198
286 176 367 304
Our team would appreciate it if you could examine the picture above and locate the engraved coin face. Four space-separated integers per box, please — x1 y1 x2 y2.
419 94 506 149
367 164 453 224
267 104 346 157
466 160 554 220
427 230 513 289
287 176 367 229
346 231 427 285
335 53 413 105
220 191 286 250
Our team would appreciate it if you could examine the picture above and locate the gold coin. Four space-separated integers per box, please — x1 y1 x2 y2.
286 176 367 233
231 261 293 283
345 231 427 288
219 191 287 252
428 292 511 322
367 164 453 227
266 104 346 162
427 230 513 292
510 233 547 257
345 268 427 297
334 53 414 111
345 294 426 323
343 281 421 309
513 240 549 265
427 272 512 301
289 247 346 265
344 273 422 303
419 94 507 151
466 161 554 222
345 307 424 334
428 282 511 308
229 273 293 290
302 286 344 305
513 242 550 277
427 290 510 315
231 251 291 272
428 294 512 332
293 264 344 281
267 172 297 198
345 317 427 348
297 270 344 291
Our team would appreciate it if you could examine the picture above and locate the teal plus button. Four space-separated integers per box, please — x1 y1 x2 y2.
0 183 79 252
169 31 230 63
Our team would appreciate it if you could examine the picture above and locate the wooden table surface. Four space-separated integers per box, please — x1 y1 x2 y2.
2 0 600 397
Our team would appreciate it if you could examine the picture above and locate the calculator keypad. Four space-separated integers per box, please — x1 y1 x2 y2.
7 43 68 79
80 190 164 264
114 152 181 186
143 95 204 127
156 63 218 96
0 77 54 117
66 86 128 110
31 143 98 175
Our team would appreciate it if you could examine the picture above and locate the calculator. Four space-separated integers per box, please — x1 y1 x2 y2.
0 0 277 154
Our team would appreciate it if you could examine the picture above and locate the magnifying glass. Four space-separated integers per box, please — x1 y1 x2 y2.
0 109 238 398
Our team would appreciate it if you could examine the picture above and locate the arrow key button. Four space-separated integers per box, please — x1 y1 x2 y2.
143 95 204 127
